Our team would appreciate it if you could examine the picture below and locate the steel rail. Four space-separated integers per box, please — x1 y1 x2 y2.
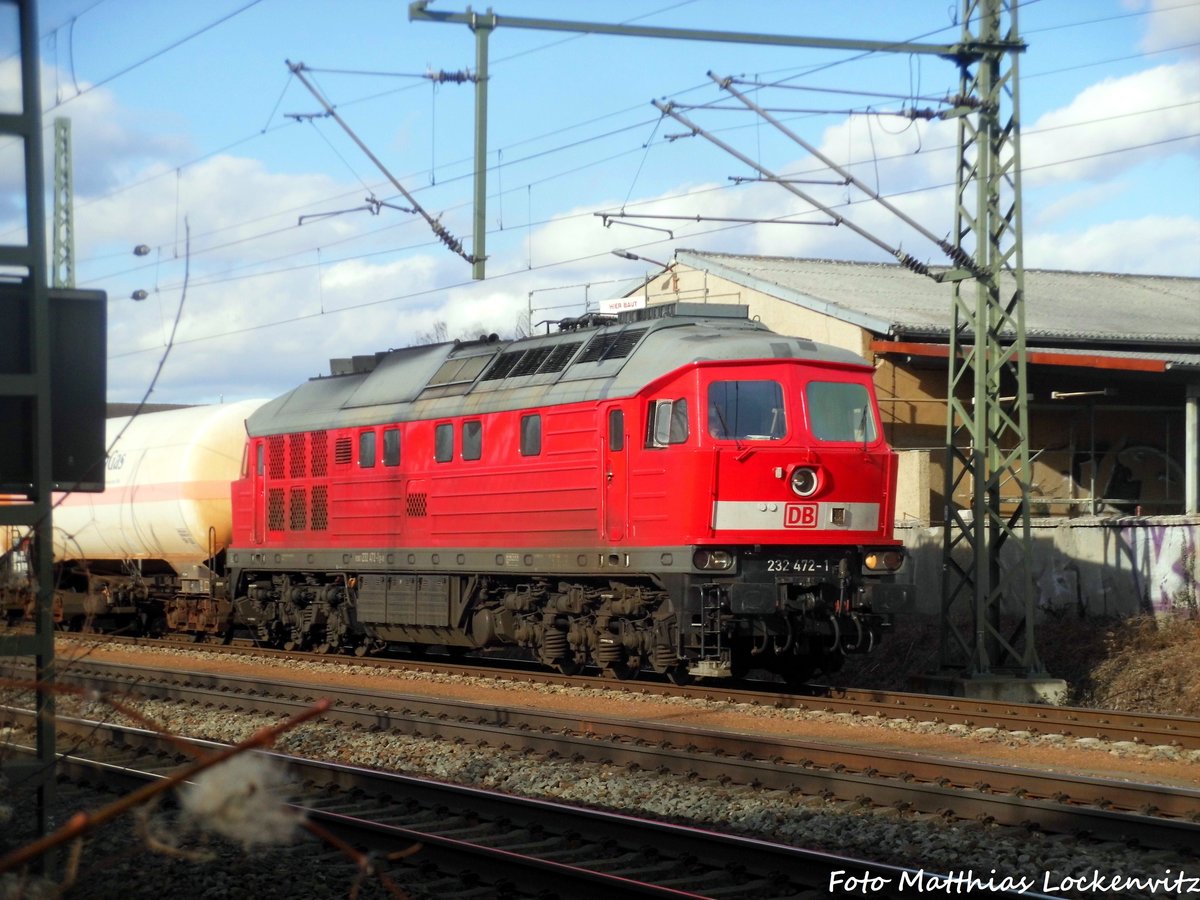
57 634 1200 749
27 660 1200 851
2 713 1046 899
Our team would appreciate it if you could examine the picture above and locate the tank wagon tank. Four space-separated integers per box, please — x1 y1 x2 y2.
4 400 265 632
227 303 908 682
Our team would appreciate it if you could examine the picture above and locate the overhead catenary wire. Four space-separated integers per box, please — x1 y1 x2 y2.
7 0 1185 270
102 122 1200 356
709 71 980 275
288 60 473 264
5 1 1188 374
40 0 268 113
650 98 954 280
79 109 1200 300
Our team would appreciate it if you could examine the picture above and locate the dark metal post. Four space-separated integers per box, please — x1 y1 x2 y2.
0 0 57 853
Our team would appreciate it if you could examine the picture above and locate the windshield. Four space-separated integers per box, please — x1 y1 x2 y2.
708 381 785 440
806 381 878 442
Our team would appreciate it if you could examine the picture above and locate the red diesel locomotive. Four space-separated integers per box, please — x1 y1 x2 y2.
227 302 906 683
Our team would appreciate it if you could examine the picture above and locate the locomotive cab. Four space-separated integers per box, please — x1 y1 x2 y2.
635 356 905 683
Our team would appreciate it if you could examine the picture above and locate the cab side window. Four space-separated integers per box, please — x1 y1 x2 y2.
383 427 400 467
358 431 376 468
608 409 624 452
462 420 483 461
435 423 454 462
646 398 689 448
520 414 542 456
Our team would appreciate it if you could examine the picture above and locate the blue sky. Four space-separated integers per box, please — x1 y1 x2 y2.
3 0 1198 404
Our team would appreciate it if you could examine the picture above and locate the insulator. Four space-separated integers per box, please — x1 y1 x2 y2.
427 69 475 84
897 252 931 277
939 240 976 272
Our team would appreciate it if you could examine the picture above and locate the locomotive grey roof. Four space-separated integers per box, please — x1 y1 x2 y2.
672 251 1200 356
247 303 869 436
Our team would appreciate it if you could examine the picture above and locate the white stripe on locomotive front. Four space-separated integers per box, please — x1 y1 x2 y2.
711 501 880 532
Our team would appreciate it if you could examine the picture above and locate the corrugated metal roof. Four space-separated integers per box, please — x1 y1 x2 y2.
675 251 1200 347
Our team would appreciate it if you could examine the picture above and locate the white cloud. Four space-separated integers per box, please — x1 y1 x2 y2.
1028 215 1200 275
1125 0 1200 55
1023 60 1200 186
1031 180 1134 229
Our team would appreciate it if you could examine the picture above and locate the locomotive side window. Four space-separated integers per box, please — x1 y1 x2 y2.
255 442 264 476
608 409 624 452
435 423 454 462
647 398 689 448
520 414 542 456
462 420 482 461
358 430 376 468
708 380 785 440
383 427 400 467
806 381 878 443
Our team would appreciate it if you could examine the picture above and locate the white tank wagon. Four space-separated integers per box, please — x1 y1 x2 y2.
4 400 264 633
53 400 265 567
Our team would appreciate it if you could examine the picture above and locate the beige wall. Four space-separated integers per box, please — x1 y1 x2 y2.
640 268 869 357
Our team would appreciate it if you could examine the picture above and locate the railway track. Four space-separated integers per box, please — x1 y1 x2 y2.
59 633 1200 749
2 711 1047 899
19 655 1200 853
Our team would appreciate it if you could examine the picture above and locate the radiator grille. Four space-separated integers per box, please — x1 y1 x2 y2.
310 431 328 476
268 435 285 479
267 489 285 531
406 492 428 517
289 433 306 478
288 486 306 531
310 485 328 531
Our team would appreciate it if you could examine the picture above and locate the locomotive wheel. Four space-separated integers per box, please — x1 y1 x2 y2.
665 663 692 686
603 656 641 680
780 659 816 687
553 657 582 676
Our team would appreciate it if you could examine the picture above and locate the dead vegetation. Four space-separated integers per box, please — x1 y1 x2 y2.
831 611 1200 716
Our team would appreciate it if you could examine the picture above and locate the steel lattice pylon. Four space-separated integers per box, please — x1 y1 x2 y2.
53 117 75 289
940 0 1041 677
0 0 58 854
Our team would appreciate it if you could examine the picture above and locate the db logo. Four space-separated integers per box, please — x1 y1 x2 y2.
784 503 818 528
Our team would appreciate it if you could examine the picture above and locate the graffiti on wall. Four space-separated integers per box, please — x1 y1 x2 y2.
1105 523 1198 615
